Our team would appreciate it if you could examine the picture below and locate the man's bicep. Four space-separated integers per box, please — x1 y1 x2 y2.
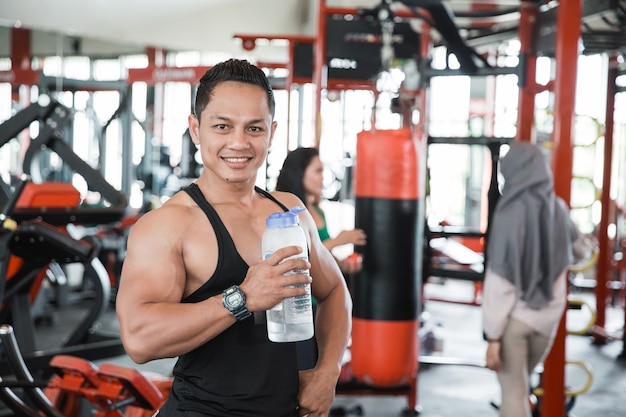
309 244 345 300
119 221 186 305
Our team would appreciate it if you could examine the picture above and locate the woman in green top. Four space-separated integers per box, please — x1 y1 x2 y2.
276 147 367 274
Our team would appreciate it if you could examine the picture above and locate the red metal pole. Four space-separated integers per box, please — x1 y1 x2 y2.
516 2 538 142
541 1 581 416
286 41 296 151
145 47 165 145
593 55 619 344
11 27 33 170
416 20 432 140
11 27 31 72
313 0 328 148
414 19 433 412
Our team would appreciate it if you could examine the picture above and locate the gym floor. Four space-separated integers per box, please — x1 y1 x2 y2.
331 280 626 417
10 278 626 417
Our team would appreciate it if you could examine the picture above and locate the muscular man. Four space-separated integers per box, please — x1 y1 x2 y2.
116 59 352 417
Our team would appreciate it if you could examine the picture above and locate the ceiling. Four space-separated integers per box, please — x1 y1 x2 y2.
1 1 624 64
0 0 527 63
0 0 352 62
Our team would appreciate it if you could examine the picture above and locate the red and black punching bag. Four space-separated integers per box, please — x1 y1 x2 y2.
350 128 424 387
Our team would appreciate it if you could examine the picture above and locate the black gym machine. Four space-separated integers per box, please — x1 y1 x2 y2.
0 96 131 380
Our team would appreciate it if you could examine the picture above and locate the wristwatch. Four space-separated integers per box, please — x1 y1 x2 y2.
222 285 251 321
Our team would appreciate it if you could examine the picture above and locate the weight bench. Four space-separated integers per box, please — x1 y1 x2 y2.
47 355 170 417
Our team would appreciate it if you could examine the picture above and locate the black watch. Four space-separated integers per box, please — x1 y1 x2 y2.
222 285 251 321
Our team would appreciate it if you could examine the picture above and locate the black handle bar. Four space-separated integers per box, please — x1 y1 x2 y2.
0 324 66 417
0 176 30 221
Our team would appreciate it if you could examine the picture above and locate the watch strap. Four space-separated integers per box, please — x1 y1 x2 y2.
232 306 252 321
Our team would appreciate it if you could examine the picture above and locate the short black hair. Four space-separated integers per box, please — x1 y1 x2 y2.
194 59 275 121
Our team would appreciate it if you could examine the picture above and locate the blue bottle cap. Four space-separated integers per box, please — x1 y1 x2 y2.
266 206 306 228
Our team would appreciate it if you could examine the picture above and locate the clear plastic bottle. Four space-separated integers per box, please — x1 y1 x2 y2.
263 206 314 342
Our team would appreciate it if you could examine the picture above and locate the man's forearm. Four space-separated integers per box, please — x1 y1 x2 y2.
314 291 352 373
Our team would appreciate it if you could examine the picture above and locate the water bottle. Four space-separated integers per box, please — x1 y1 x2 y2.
263 206 314 342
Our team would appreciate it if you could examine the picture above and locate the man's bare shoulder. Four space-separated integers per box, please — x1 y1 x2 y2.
269 190 318 238
270 190 304 208
131 191 197 235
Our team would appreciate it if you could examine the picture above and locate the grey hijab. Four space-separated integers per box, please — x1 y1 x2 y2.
486 141 572 309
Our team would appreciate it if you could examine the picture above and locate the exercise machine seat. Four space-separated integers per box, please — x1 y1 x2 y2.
49 355 101 389
97 363 165 410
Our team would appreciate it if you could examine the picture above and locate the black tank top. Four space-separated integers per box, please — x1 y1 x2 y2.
160 183 298 417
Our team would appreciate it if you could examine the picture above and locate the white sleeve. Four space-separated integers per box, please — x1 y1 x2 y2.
482 268 519 340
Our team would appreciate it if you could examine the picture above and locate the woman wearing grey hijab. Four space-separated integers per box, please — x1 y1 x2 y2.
482 141 573 417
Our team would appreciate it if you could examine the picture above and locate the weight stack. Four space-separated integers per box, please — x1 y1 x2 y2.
350 128 424 387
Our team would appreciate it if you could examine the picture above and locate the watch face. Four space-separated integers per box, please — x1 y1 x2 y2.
223 286 250 321
227 292 244 307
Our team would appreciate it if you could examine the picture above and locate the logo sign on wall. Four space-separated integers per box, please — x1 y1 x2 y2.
294 15 420 82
